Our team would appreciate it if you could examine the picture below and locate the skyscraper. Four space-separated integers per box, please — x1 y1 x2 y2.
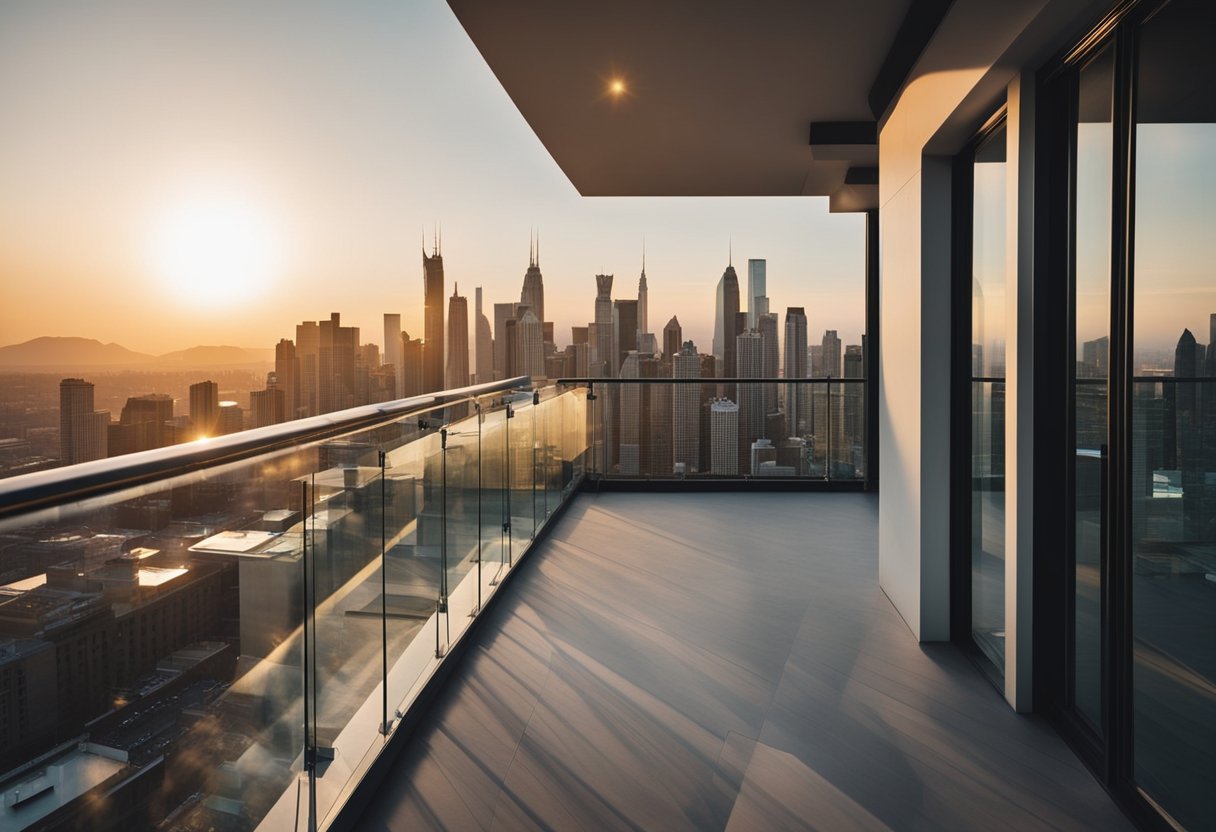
663 316 682 361
784 308 808 435
714 263 740 376
759 312 779 414
251 388 286 428
189 380 219 440
274 338 299 419
422 235 445 393
618 351 641 475
401 332 424 397
613 299 639 373
475 287 494 383
821 329 842 379
383 313 403 398
673 341 701 473
295 320 319 417
747 259 768 330
521 234 545 332
710 398 739 476
637 248 649 342
736 330 765 469
446 286 469 389
493 302 519 380
59 378 108 465
108 393 175 456
593 274 614 377
515 308 544 379
319 312 359 412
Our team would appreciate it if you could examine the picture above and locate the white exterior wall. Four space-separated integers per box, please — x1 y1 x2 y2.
877 0 1101 711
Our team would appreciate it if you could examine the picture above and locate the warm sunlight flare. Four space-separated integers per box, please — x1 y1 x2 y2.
608 77 626 97
148 193 280 305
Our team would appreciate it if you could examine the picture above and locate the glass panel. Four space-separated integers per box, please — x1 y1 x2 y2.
1072 44 1114 730
1131 3 1216 827
971 121 1007 676
381 417 443 720
971 380 1007 670
508 394 533 562
478 401 508 596
442 401 481 644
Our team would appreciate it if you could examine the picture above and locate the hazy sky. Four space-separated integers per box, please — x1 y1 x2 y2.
0 0 866 357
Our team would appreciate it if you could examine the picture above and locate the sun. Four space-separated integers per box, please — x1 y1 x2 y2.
148 193 280 305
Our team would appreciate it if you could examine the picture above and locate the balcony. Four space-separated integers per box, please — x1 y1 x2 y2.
357 491 1130 831
0 379 1128 831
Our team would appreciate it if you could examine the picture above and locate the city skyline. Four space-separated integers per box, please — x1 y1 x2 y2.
0 0 866 356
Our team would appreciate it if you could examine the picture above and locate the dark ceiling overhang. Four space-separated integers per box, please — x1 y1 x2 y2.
448 1 952 210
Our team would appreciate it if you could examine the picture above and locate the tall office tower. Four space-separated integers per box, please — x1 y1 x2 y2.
809 344 823 377
422 236 445 393
844 344 865 467
446 286 470 389
475 288 494 383
698 352 718 470
319 312 359 412
59 379 109 465
218 401 243 434
295 320 320 417
821 330 842 379
618 352 641 475
572 325 588 346
189 380 219 440
784 308 809 435
673 342 701 473
383 313 403 396
493 302 519 380
594 274 614 377
515 309 545 379
401 332 424 397
1080 335 1109 378
736 330 765 469
521 236 545 329
274 339 299 420
759 312 779 414
709 398 739 476
663 316 682 361
251 388 286 428
639 355 671 475
567 342 590 376
109 393 175 456
637 249 649 342
714 263 740 376
613 299 639 373
747 259 768 330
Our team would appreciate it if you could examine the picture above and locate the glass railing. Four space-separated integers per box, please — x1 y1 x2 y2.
0 377 587 832
560 377 867 482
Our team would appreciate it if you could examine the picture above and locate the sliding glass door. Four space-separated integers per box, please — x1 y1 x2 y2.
1048 1 1215 828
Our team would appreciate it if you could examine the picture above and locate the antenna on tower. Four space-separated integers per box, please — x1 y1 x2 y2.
535 229 539 266
529 228 534 267
642 236 646 274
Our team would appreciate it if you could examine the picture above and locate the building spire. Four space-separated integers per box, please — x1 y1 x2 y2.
536 229 539 266
641 236 646 275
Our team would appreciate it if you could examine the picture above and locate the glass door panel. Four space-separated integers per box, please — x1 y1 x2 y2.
1129 2 1216 828
970 122 1008 674
1072 44 1114 732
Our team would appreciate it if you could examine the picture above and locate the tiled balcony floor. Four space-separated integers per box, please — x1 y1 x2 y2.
358 492 1130 831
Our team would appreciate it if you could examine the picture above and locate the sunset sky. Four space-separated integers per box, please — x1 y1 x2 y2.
0 0 866 357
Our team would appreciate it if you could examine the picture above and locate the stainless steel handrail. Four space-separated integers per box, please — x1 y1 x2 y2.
0 375 533 522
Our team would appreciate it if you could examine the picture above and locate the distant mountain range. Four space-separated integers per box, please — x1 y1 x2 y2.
0 337 274 370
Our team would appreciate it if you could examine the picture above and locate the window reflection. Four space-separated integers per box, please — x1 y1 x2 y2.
971 123 1006 674
1130 2 1216 829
